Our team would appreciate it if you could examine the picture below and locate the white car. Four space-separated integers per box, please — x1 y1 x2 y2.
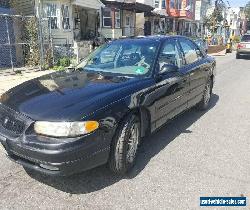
236 34 250 59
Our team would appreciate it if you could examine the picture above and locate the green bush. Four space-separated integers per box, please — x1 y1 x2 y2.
57 57 71 67
233 36 241 43
51 66 65 71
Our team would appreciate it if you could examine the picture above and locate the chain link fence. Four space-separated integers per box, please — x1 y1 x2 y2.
0 14 41 73
0 13 78 74
39 17 77 70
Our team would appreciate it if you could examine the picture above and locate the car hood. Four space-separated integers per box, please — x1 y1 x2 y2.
0 70 145 121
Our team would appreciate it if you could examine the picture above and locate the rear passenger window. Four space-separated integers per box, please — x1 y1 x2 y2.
179 39 201 65
241 35 250 42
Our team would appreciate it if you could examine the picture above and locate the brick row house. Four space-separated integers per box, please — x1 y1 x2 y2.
166 0 196 36
165 0 212 37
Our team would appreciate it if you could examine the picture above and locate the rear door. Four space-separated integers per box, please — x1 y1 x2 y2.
178 38 209 108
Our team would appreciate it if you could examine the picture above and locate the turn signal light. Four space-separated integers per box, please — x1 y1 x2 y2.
85 121 99 133
237 43 246 49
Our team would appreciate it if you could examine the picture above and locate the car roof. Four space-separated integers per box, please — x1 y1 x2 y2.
112 35 188 43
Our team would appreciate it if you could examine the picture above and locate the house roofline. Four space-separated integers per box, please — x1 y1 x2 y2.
102 1 153 13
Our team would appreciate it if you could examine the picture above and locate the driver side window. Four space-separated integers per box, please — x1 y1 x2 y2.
179 39 203 65
158 40 183 72
99 45 120 64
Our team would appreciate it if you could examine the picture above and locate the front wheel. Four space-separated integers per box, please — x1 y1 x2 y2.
109 114 140 175
236 53 241 59
196 79 212 111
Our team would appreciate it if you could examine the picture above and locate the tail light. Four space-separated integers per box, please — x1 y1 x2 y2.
237 43 246 49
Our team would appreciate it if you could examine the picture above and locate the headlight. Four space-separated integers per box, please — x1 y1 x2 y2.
34 121 99 137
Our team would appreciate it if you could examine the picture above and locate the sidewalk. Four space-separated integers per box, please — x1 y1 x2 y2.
208 49 227 56
0 70 53 95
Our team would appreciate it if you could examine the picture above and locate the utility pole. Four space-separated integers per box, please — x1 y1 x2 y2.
38 0 45 70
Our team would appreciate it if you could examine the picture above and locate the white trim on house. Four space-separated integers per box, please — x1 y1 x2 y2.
42 0 73 31
71 0 104 10
39 0 73 45
102 7 112 28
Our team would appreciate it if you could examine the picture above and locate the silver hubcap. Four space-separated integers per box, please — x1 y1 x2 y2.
127 122 140 163
204 82 211 105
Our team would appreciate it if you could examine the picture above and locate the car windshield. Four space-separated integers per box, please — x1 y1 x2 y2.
77 39 160 76
241 35 250 42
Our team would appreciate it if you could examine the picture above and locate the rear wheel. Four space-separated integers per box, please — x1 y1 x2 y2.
236 53 241 59
196 78 212 111
109 114 140 175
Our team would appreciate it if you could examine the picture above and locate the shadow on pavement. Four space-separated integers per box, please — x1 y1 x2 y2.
27 94 219 194
237 55 250 60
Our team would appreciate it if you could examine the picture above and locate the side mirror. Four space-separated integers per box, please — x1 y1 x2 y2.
196 49 204 57
159 64 179 74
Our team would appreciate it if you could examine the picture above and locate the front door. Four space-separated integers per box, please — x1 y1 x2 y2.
151 38 189 131
144 21 151 36
124 15 133 37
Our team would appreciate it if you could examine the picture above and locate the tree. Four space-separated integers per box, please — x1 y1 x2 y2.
204 0 225 35
245 1 250 19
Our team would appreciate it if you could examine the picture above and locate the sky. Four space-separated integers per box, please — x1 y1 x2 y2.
227 0 249 7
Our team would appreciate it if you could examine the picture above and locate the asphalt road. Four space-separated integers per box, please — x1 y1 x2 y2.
0 52 249 210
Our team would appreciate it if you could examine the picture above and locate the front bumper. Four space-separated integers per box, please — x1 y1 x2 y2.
0 130 111 176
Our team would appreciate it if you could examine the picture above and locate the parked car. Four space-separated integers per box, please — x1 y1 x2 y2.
194 38 208 54
236 34 250 59
0 36 216 176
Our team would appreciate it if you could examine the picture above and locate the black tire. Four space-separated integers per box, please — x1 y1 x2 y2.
196 78 212 111
109 114 140 175
236 53 241 59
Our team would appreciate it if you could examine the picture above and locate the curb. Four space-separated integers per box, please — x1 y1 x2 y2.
208 49 227 56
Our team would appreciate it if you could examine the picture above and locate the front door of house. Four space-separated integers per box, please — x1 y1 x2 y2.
124 15 133 37
144 21 151 36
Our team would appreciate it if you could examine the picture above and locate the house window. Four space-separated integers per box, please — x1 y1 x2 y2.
103 7 112 27
186 0 192 10
115 10 121 28
155 0 159 8
162 0 166 9
62 5 70 30
170 0 175 9
46 3 58 29
177 0 182 10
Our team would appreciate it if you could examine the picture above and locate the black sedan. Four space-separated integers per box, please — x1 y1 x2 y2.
0 36 216 176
